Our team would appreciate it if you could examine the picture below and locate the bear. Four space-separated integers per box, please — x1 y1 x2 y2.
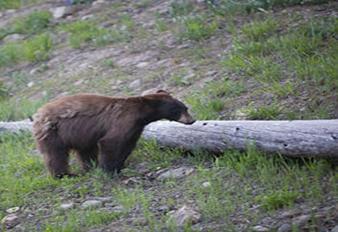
32 90 195 178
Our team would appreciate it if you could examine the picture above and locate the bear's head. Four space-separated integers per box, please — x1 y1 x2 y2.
144 90 195 125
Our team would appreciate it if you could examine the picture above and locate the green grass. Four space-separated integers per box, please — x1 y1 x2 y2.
60 21 130 49
245 104 282 120
169 0 194 18
256 190 300 210
0 0 42 10
44 209 120 232
0 10 52 40
241 18 278 41
0 33 52 67
179 16 218 41
185 146 337 228
187 79 245 120
0 98 46 121
12 10 52 35
207 0 329 14
0 0 21 9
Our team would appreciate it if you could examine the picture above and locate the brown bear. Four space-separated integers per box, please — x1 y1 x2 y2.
32 90 195 178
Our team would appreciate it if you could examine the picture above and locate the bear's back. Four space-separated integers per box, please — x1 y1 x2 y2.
32 94 118 140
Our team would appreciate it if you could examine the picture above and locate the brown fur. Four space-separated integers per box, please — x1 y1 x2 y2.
32 91 195 178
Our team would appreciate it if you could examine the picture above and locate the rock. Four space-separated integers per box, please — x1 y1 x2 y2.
27 82 34 87
3 34 25 43
122 177 142 185
157 167 194 180
127 217 148 226
136 62 149 68
206 70 218 76
141 88 159 96
6 207 20 214
292 215 310 227
181 71 195 84
167 205 201 226
280 209 299 218
81 200 103 209
6 9 16 14
81 14 94 20
92 197 112 203
51 6 69 19
252 225 270 232
1 214 19 229
74 79 84 86
331 225 338 232
128 79 142 89
277 224 292 232
92 0 105 6
110 205 124 213
201 182 211 188
60 202 75 210
232 109 248 120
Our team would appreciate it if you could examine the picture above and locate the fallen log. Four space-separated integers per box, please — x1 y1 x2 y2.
1 120 338 158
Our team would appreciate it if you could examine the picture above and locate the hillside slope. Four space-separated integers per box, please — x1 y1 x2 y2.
0 0 337 231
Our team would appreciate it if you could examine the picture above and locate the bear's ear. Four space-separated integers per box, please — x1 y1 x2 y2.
156 90 170 95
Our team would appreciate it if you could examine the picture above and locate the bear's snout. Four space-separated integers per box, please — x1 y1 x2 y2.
177 112 196 125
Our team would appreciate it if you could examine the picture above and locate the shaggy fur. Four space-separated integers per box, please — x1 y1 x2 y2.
32 91 195 178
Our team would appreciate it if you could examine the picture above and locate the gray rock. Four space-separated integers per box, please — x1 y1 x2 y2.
127 217 148 226
128 79 142 89
27 82 34 87
6 9 16 14
92 197 112 203
51 6 68 19
81 14 94 20
252 225 270 232
278 223 292 232
81 200 103 209
206 70 218 76
1 214 19 229
6 207 20 214
157 167 194 180
136 62 149 68
201 182 211 188
292 215 310 227
3 34 25 43
331 225 338 232
60 202 75 210
181 71 195 84
110 205 124 213
74 79 84 86
92 0 105 6
167 205 201 226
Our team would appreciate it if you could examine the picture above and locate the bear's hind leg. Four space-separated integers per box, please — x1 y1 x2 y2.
75 146 99 172
38 138 72 178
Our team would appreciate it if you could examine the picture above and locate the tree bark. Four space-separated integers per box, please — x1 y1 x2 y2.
1 120 338 158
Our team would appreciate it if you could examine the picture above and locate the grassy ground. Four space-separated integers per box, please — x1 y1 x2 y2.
0 0 337 231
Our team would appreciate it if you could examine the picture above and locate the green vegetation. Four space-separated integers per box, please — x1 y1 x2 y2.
44 209 121 232
0 11 52 40
207 0 329 14
0 33 52 67
180 16 218 41
0 98 46 121
60 21 130 48
12 10 52 35
0 0 21 9
187 79 245 119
